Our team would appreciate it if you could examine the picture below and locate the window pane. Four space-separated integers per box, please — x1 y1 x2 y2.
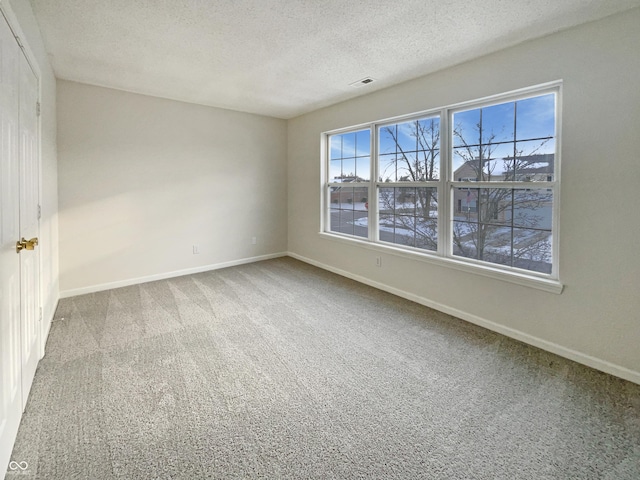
379 154 397 182
329 128 371 162
452 220 478 259
454 223 513 265
329 207 341 233
353 188 368 211
355 156 370 182
335 188 347 206
484 143 515 181
378 214 395 244
513 229 552 274
511 190 553 229
329 186 368 238
453 109 480 148
516 94 555 141
396 152 417 182
340 210 355 236
395 121 419 152
453 103 515 149
340 157 355 180
452 148 478 180
395 215 416 247
418 117 441 180
456 141 554 183
378 116 440 181
379 126 397 154
478 188 510 225
453 187 479 217
453 186 553 273
330 136 343 161
453 95 555 185
516 138 555 157
330 187 350 208
515 140 555 181
329 160 341 182
346 187 358 208
329 186 340 205
396 188 416 214
355 130 371 157
480 101 515 144
378 187 437 251
480 223 512 267
419 148 440 180
341 132 356 155
455 141 521 182
415 187 438 249
352 210 368 238
379 187 395 212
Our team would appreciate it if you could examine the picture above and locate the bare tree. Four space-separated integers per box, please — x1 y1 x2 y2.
378 112 553 272
378 119 439 250
452 111 553 271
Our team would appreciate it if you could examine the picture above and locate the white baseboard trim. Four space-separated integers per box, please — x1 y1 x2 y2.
40 298 57 359
287 252 640 386
59 252 288 299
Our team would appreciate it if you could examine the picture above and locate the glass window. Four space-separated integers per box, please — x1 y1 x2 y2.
327 129 371 238
323 86 559 279
451 93 556 272
379 116 440 181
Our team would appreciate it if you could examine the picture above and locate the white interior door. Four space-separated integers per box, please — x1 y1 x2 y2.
0 9 41 474
0 9 24 472
18 42 40 409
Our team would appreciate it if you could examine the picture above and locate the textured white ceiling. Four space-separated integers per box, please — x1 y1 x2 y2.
29 0 640 119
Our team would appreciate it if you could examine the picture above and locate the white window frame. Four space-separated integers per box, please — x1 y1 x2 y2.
320 82 562 294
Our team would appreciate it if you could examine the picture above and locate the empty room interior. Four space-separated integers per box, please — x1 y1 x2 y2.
2 0 640 478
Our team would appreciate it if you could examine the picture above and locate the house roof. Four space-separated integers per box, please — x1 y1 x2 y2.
454 154 554 177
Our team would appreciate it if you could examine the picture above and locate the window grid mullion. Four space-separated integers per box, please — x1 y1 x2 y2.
551 88 562 279
440 108 450 259
370 125 378 243
450 182 556 189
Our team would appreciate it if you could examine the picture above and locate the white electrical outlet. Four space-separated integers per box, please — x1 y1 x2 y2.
252 236 257 245
193 245 200 254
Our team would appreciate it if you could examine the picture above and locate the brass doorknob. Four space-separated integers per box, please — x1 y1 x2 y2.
16 237 38 253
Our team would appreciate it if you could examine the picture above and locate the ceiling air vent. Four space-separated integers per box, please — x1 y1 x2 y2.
349 77 375 88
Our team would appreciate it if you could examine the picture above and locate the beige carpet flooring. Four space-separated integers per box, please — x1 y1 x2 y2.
7 257 640 479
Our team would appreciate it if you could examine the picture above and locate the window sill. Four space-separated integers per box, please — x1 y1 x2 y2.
318 232 563 294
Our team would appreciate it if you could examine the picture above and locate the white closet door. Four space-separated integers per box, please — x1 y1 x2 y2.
0 8 41 474
0 10 24 472
18 46 40 410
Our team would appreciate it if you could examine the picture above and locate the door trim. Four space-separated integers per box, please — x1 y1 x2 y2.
0 1 42 81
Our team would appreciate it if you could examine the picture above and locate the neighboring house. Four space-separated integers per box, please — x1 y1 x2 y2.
330 175 368 204
453 154 554 220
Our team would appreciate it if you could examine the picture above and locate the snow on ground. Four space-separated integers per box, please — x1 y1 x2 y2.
331 202 368 210
453 222 551 260
354 216 433 238
350 214 551 262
